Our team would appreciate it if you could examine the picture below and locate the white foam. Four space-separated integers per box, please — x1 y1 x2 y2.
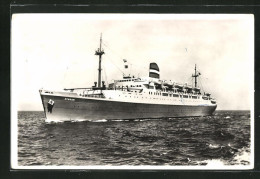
205 159 226 167
71 119 92 122
112 119 124 122
45 118 64 123
233 148 250 164
208 144 220 149
93 119 107 122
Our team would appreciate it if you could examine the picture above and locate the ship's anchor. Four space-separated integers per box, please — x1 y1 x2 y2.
47 99 55 113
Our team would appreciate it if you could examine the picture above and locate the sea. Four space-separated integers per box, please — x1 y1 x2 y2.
17 110 251 167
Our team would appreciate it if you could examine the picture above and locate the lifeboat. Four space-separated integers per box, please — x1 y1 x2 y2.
163 81 173 87
174 84 183 88
202 95 209 100
211 99 216 104
193 87 200 91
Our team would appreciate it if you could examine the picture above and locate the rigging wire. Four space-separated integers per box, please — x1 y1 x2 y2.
200 76 211 94
198 76 205 94
103 63 109 85
186 76 193 86
105 55 125 75
103 41 147 76
93 63 97 85
103 41 124 60
102 42 125 75
197 66 211 94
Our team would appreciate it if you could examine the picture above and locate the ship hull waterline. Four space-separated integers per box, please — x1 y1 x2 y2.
40 94 217 121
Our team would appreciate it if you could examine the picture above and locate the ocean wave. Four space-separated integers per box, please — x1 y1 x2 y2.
92 119 108 122
204 159 226 167
208 144 220 149
71 119 92 122
200 146 251 166
45 118 65 124
18 111 251 167
213 130 235 141
45 118 109 123
231 147 251 165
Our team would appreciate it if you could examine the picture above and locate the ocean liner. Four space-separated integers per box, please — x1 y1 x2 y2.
39 35 217 121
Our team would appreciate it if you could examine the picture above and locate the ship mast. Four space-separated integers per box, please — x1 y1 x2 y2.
192 64 200 88
95 34 105 88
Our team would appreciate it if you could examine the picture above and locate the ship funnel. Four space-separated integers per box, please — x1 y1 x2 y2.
149 63 160 79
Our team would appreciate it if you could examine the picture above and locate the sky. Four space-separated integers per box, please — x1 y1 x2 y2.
11 14 254 111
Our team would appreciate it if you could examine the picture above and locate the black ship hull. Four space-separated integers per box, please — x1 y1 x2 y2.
40 94 217 121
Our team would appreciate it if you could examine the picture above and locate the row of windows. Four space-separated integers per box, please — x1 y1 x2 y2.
117 85 142 88
117 79 133 82
118 95 200 102
147 91 198 99
116 78 142 82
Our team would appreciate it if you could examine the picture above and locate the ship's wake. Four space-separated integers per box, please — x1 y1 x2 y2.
44 118 108 123
44 117 167 123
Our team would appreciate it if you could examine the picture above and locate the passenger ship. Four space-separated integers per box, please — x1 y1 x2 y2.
39 36 217 121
